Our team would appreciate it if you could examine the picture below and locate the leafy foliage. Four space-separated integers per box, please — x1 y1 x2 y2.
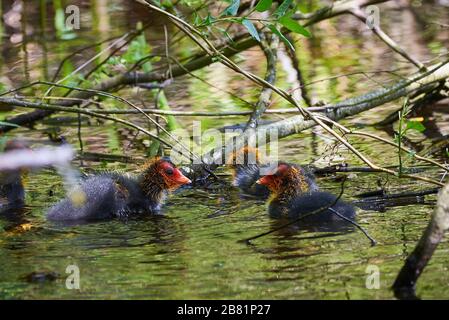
278 16 311 37
216 0 310 46
122 22 152 73
396 99 426 174
192 0 310 45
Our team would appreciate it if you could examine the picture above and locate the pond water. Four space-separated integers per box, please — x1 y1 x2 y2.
1 0 449 299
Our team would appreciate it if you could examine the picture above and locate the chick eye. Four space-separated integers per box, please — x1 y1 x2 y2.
165 168 174 175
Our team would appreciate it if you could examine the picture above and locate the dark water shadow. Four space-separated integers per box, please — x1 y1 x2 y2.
243 216 355 256
44 214 183 250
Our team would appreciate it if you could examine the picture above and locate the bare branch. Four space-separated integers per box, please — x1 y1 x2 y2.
350 8 425 70
245 33 279 130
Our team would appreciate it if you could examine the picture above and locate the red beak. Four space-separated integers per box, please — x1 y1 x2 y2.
173 169 191 185
256 176 270 185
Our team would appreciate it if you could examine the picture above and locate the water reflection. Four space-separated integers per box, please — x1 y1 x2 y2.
0 0 448 299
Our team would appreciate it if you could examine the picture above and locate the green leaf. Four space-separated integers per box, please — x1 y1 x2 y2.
279 16 311 37
152 0 162 7
267 24 294 51
273 0 292 18
203 13 215 26
406 121 426 133
255 0 272 12
0 121 20 128
223 0 240 16
241 18 260 42
193 12 201 25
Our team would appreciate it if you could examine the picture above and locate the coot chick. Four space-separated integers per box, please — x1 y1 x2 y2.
256 162 355 222
47 157 191 222
228 147 317 199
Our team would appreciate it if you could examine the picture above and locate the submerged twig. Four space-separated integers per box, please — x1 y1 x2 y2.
328 207 376 246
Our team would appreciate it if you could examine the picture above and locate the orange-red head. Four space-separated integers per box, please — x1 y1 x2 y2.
256 163 311 197
141 158 191 192
157 160 191 189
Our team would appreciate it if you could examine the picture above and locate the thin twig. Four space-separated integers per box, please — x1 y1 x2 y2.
350 8 425 70
3 81 201 164
245 33 278 130
0 97 172 147
328 207 377 246
283 34 312 107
